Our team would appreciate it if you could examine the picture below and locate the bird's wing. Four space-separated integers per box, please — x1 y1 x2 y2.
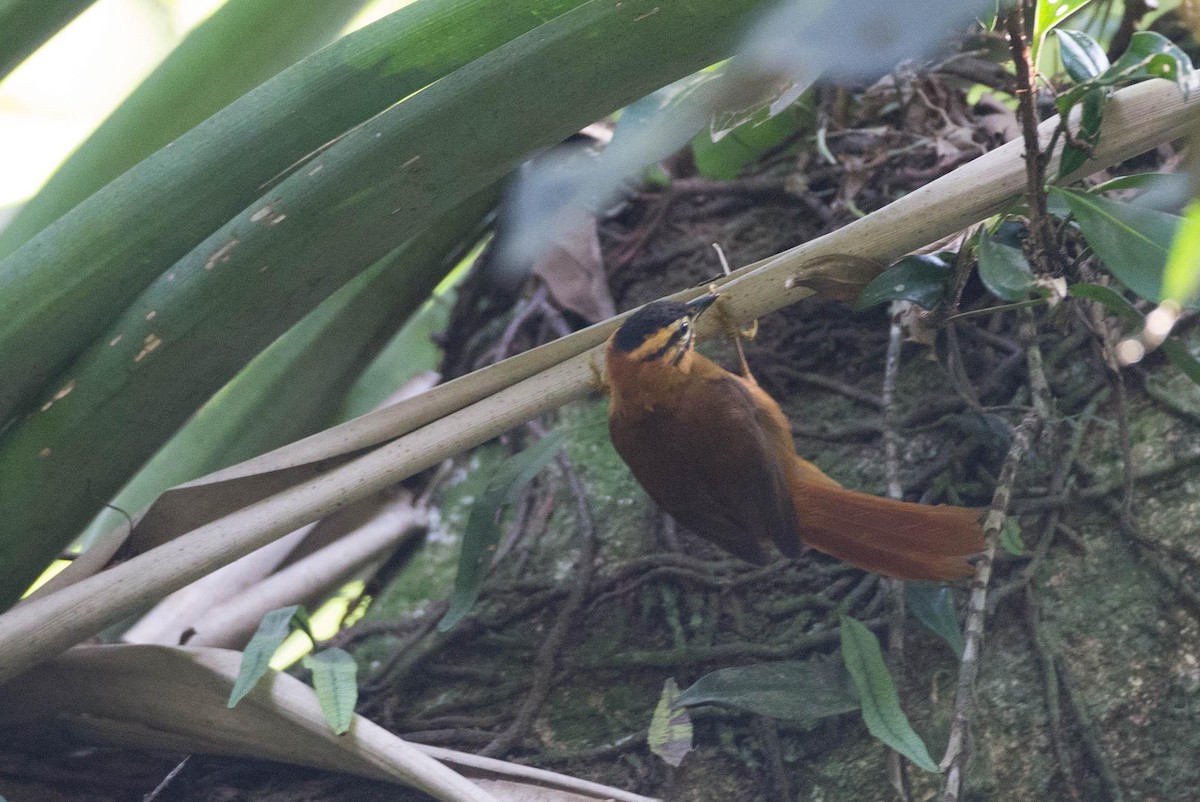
610 373 800 563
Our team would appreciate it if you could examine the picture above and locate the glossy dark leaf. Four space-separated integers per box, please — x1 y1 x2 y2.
977 229 1035 301
854 255 950 310
1055 29 1109 82
303 648 358 735
1068 283 1143 326
676 655 859 726
905 583 964 658
1054 188 1184 304
439 429 566 632
839 615 938 772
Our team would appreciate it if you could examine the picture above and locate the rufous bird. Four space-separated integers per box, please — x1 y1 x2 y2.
604 294 984 580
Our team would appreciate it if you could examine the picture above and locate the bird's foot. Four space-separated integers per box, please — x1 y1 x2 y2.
588 356 609 393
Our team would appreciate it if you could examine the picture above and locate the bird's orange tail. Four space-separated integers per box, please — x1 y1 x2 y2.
789 469 985 581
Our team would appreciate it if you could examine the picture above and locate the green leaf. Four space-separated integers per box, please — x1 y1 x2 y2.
303 648 359 735
1068 283 1143 326
854 255 950 311
0 0 95 81
0 0 589 424
977 228 1035 301
0 0 371 257
999 518 1025 556
839 615 939 772
1054 29 1109 82
1088 172 1190 196
1101 31 1195 94
228 605 307 708
676 656 859 726
75 187 497 554
1068 282 1200 386
1053 188 1184 304
1033 0 1094 67
1161 339 1200 386
649 678 693 767
439 429 567 632
1163 200 1200 306
904 583 964 658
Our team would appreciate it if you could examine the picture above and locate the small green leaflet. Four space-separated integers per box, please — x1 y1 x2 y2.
839 615 939 772
999 518 1026 556
304 647 358 735
439 429 567 632
676 655 860 726
1053 188 1185 305
649 678 693 767
977 228 1035 301
229 605 310 708
854 255 950 311
904 583 964 658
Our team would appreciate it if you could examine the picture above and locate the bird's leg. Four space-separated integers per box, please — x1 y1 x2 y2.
588 355 609 393
707 282 757 381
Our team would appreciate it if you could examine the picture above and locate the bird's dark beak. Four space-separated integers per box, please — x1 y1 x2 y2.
685 293 719 318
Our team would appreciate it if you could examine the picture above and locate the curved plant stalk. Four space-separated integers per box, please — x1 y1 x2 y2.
0 644 658 802
0 0 371 255
0 76 1196 687
0 0 769 609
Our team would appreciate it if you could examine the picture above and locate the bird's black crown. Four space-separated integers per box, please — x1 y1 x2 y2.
612 301 691 353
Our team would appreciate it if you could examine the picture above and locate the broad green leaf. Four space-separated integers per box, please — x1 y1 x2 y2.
303 648 358 735
0 0 95 80
676 655 859 725
839 615 939 772
999 518 1025 556
649 678 693 767
229 605 307 708
977 228 1035 301
1054 29 1109 82
0 0 371 257
0 0 589 427
1054 188 1184 304
0 0 768 609
1033 0 1094 66
77 187 497 554
854 255 950 310
439 429 567 632
904 583 964 658
1162 200 1200 305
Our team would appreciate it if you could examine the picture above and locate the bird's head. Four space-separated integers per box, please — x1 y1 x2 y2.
607 293 719 369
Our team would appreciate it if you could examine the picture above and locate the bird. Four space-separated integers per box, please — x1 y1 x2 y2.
604 293 985 581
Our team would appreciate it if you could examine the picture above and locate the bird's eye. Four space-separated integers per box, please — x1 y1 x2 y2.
680 320 689 332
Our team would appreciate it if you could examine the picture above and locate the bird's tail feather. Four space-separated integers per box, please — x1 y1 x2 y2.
790 473 985 581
